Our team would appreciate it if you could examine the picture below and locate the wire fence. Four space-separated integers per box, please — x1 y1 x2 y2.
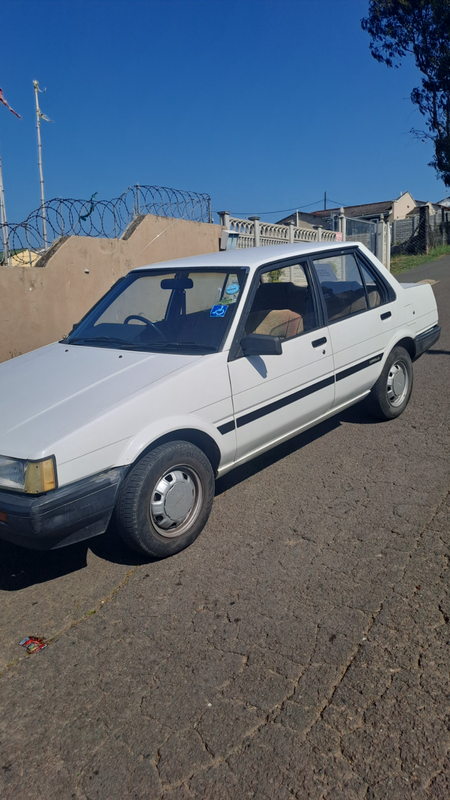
0 184 212 265
390 207 450 256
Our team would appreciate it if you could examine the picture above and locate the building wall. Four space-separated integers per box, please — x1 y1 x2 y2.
391 192 416 221
0 215 222 363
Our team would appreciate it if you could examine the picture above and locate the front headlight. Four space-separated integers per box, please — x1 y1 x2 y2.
0 455 57 493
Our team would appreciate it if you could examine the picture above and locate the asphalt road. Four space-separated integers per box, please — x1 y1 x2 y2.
1 261 450 799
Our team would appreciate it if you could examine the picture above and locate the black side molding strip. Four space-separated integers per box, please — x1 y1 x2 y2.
236 375 334 429
217 420 235 435
217 352 385 435
336 353 383 382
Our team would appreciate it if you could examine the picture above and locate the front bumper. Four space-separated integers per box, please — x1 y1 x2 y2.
414 325 441 358
0 467 126 550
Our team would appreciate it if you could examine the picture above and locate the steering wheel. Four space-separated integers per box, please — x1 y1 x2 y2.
124 315 166 341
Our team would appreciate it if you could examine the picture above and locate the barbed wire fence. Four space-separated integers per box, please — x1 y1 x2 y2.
0 184 213 266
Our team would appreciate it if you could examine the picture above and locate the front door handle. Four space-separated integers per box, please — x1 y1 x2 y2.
380 311 392 320
312 337 327 348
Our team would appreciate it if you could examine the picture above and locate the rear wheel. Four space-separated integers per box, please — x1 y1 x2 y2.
115 441 215 558
366 346 413 420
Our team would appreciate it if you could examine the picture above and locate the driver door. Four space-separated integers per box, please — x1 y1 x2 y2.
227 261 335 463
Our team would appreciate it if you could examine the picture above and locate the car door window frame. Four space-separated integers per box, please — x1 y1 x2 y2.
228 256 326 362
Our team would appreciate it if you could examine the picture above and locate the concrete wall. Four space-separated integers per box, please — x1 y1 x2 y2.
0 214 222 363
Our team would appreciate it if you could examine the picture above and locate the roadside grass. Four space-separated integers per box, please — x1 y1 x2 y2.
390 244 450 274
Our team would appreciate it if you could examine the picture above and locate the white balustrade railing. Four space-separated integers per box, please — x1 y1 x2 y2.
219 212 337 249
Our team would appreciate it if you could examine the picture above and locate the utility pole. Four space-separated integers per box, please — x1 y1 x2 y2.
0 87 21 265
0 143 10 265
324 191 327 211
33 80 48 249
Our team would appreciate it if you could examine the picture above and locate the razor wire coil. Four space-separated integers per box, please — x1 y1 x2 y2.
0 184 212 264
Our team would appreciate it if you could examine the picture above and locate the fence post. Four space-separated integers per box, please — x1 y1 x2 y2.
317 225 322 241
218 211 230 229
249 216 260 247
339 208 346 241
25 225 33 267
288 220 294 243
136 184 141 216
385 222 391 271
376 221 383 261
419 206 430 254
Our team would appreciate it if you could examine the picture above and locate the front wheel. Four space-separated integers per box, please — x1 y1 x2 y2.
366 346 413 420
114 441 215 558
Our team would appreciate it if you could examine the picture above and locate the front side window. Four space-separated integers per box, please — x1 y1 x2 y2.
245 262 317 341
313 252 368 322
66 268 247 354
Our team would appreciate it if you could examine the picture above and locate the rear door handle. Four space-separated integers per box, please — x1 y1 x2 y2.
312 337 327 348
380 311 391 320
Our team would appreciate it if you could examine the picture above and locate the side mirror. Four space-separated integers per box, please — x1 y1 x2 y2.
240 333 282 356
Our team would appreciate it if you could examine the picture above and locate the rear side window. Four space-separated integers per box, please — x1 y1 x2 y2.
313 253 367 322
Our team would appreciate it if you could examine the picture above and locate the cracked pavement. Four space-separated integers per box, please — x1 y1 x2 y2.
1 263 450 799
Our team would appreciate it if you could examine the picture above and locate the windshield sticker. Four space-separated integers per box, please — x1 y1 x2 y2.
225 283 240 295
210 304 228 318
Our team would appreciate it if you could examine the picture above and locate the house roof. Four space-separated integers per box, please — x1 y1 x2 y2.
310 200 393 219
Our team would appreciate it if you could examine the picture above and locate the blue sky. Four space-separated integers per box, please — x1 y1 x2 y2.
0 0 446 226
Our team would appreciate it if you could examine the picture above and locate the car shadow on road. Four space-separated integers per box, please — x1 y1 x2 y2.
425 349 450 355
0 537 91 591
0 520 151 592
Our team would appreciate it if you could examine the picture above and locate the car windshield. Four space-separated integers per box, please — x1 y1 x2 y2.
65 268 248 354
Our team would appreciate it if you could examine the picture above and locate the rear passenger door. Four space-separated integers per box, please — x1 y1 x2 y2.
227 260 335 463
311 250 397 408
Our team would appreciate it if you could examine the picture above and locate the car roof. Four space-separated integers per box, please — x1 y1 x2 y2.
132 241 359 274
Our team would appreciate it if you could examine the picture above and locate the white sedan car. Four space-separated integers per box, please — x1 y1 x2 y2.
0 242 440 557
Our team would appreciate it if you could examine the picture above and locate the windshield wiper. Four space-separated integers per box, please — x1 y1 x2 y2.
144 341 217 352
66 336 136 348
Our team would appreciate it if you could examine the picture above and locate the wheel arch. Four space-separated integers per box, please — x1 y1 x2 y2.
393 336 416 361
126 428 222 476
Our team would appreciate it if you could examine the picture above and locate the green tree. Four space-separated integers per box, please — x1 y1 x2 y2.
361 0 450 186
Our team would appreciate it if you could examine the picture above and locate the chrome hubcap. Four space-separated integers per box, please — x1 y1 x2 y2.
150 467 201 538
386 361 408 407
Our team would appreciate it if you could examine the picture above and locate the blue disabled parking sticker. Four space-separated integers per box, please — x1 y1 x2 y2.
210 304 228 318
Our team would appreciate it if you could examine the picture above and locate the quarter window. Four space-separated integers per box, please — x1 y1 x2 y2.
357 260 383 308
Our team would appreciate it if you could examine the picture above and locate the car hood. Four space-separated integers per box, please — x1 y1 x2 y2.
0 342 200 459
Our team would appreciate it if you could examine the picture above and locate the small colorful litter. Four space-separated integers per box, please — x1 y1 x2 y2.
19 637 47 654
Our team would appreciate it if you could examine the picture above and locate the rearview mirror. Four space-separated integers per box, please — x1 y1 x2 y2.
161 278 193 290
240 333 282 356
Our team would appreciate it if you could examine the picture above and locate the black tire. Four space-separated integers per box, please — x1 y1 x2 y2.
366 346 413 421
114 441 215 558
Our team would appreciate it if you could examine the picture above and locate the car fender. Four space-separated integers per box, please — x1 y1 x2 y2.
115 413 234 473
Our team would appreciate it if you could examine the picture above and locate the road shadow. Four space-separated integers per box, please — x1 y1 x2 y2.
425 349 450 356
0 519 150 592
0 537 91 591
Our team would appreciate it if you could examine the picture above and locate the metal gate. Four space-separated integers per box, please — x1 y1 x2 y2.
342 217 377 255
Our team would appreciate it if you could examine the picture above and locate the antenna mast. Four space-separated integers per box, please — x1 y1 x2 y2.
33 80 48 249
